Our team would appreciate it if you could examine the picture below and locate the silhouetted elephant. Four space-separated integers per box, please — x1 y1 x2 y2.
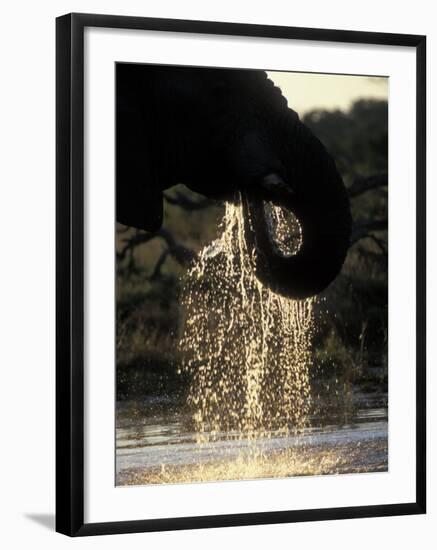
116 64 351 299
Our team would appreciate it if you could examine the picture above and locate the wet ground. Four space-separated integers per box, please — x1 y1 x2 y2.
116 395 388 486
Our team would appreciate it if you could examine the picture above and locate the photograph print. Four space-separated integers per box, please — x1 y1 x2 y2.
115 63 388 486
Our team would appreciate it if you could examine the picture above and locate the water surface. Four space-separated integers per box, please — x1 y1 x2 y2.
116 395 388 486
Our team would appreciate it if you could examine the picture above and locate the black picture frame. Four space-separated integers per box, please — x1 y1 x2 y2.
56 12 426 537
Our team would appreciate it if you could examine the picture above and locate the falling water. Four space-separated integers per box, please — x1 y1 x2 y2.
178 198 315 473
115 197 389 487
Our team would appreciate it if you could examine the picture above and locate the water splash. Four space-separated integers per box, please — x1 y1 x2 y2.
116 204 389 486
179 199 315 472
263 200 302 257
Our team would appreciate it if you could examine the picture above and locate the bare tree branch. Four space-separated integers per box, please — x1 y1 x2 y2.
150 249 170 280
119 174 390 277
117 227 196 270
117 231 157 261
157 228 197 265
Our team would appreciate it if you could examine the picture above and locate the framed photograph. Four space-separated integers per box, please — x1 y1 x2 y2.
56 13 426 536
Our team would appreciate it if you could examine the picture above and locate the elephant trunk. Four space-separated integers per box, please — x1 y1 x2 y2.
242 120 352 300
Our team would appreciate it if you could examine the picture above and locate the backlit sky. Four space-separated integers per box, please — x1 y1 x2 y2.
268 72 388 116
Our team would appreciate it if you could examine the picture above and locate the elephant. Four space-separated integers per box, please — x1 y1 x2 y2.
116 63 352 299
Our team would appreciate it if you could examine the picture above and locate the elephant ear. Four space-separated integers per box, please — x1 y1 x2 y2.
116 63 163 232
116 120 164 232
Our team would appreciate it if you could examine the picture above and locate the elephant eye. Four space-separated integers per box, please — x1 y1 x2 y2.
263 202 302 257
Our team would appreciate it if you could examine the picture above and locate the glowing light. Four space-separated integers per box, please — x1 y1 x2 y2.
116 198 388 488
119 441 389 485
264 202 302 256
176 199 314 481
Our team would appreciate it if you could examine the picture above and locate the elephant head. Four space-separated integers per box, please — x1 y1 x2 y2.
117 64 351 299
